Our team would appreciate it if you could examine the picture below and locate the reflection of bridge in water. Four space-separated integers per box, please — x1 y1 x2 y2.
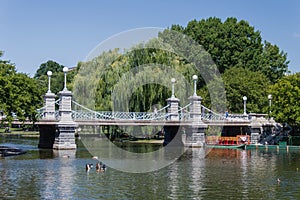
37 71 277 150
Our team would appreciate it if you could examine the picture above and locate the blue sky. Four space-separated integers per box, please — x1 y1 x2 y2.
0 0 299 76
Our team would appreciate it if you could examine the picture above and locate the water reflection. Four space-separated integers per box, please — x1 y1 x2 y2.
39 149 54 159
80 136 186 173
53 149 76 159
240 150 249 199
189 148 206 198
1 137 300 199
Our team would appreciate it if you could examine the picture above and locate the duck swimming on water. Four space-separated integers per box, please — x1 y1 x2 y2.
86 163 93 171
96 163 106 172
96 162 102 171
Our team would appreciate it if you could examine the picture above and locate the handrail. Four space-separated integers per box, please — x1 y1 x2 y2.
38 99 254 122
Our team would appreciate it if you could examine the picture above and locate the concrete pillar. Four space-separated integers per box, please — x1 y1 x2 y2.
58 90 73 123
183 89 207 147
188 95 202 121
53 89 77 150
43 92 56 120
186 125 207 147
166 97 180 120
249 116 262 144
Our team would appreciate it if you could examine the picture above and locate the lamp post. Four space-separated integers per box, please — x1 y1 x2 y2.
192 75 198 96
171 78 176 98
47 71 52 93
268 94 272 114
243 96 247 115
63 67 68 91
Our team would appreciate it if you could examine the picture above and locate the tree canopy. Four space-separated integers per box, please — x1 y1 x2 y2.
34 60 77 94
0 55 43 123
222 67 270 113
269 73 300 125
171 17 289 83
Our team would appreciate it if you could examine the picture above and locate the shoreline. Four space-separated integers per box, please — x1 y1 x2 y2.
127 139 164 144
0 131 40 138
114 139 164 144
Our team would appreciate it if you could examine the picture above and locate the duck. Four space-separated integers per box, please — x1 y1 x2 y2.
62 154 70 159
96 162 102 171
86 163 93 171
96 163 106 172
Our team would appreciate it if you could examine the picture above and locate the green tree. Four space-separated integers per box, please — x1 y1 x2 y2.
223 67 271 113
34 60 64 79
0 54 43 123
200 67 271 114
11 73 43 122
34 60 75 94
74 42 197 112
172 17 289 83
269 73 300 125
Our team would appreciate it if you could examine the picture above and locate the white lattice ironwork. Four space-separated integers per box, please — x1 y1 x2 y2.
72 110 169 121
37 99 250 122
71 100 171 121
37 99 61 119
201 105 249 121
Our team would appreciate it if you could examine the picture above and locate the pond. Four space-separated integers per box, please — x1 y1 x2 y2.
1 136 300 199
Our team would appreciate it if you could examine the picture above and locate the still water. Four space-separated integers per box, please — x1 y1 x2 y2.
1 137 300 200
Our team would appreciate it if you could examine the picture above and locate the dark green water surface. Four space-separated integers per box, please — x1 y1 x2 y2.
1 137 300 200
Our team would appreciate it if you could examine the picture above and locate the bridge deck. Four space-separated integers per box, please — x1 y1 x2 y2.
36 119 251 126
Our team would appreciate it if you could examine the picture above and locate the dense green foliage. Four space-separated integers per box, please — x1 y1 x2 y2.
222 67 270 113
0 55 43 123
34 60 77 94
199 67 271 114
269 73 300 125
73 45 196 112
172 17 289 83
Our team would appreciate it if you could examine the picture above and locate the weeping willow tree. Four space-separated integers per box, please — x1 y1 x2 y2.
73 35 199 113
72 49 122 110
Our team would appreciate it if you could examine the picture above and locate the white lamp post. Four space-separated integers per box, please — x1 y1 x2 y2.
47 71 52 93
192 75 198 96
243 96 247 115
63 67 68 91
268 94 272 114
171 78 176 98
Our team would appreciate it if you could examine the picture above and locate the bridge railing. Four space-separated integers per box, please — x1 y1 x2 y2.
37 99 250 122
71 100 171 121
178 104 191 121
227 114 249 121
201 105 225 121
72 110 168 121
201 105 250 121
36 99 61 120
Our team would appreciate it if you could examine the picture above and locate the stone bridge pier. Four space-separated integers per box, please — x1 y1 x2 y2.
163 76 207 147
38 67 77 150
52 89 77 150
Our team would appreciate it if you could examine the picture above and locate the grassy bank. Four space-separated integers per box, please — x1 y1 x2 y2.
0 127 39 138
